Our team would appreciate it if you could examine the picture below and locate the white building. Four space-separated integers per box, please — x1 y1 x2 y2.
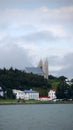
13 89 25 99
65 79 73 85
13 89 39 100
0 87 4 97
24 89 39 100
48 89 56 100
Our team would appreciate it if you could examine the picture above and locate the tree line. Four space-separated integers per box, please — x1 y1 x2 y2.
49 75 73 100
0 68 51 98
56 81 73 100
0 68 73 100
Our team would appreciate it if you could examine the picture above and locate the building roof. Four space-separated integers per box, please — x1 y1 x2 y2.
24 89 38 93
49 89 56 92
39 96 50 98
25 67 44 75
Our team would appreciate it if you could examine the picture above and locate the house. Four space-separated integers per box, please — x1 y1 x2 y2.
13 89 25 100
65 79 73 85
0 87 4 97
24 89 39 100
48 89 56 100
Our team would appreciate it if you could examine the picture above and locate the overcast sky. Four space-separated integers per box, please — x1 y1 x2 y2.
0 0 73 78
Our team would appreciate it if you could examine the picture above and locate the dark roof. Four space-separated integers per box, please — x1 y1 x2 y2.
25 67 44 75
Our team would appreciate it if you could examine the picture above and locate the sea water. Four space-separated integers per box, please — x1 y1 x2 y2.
0 104 73 130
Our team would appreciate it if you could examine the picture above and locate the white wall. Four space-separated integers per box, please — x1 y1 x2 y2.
0 87 4 97
48 90 56 100
25 92 39 100
13 89 25 99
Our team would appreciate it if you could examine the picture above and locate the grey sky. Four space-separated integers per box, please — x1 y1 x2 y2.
0 0 73 78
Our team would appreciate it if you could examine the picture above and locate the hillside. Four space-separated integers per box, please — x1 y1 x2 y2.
0 68 51 96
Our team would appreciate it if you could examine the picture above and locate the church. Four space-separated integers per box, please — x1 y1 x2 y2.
25 59 48 79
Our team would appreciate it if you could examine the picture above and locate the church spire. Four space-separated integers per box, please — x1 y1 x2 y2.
37 59 43 69
43 59 48 79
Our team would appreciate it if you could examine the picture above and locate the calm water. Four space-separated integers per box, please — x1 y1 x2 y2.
0 104 73 130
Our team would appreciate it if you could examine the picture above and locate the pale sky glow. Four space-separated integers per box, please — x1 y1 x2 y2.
0 0 73 78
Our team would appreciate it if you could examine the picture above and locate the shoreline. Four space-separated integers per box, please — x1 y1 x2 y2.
0 100 73 105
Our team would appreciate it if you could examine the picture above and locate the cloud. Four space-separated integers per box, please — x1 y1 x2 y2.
0 2 73 78
19 31 60 43
39 6 73 24
0 0 73 9
0 5 73 27
0 3 72 42
0 38 32 69
0 5 72 45
49 53 73 78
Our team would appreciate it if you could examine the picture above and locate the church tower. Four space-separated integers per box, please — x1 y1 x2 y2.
43 59 48 79
37 59 43 69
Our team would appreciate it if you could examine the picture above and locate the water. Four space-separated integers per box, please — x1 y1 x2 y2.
0 104 73 130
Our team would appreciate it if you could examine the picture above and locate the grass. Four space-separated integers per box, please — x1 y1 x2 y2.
0 99 50 104
0 99 16 104
0 99 73 105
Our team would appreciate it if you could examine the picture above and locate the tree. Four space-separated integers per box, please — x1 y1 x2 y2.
49 75 57 80
58 76 67 81
0 68 51 97
56 81 70 100
70 84 73 100
6 88 15 99
71 79 73 83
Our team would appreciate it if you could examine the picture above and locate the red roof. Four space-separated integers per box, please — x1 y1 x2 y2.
50 89 56 92
39 96 50 98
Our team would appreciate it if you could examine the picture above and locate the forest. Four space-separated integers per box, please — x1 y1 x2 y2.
0 68 73 100
0 68 51 98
